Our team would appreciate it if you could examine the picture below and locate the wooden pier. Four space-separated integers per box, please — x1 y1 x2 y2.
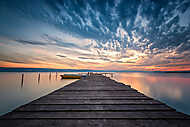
0 74 190 126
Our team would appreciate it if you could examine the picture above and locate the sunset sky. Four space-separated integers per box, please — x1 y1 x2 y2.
0 0 190 71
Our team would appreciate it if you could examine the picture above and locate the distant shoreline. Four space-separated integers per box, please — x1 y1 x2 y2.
0 67 190 73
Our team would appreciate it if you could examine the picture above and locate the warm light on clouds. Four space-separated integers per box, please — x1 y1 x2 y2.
0 0 190 71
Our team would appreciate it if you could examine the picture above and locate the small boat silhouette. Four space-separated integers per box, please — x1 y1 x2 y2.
60 74 84 79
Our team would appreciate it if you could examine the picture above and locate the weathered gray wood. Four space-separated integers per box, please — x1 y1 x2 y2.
39 96 152 100
0 74 190 127
1 111 189 119
50 91 143 96
30 99 162 105
49 93 146 97
1 119 190 127
46 95 147 97
15 104 173 111
57 89 137 91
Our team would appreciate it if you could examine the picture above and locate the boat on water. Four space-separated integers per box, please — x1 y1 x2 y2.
60 74 86 79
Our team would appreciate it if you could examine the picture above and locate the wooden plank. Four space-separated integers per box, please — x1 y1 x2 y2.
62 85 130 88
59 87 135 91
51 91 142 95
55 90 137 92
46 95 147 98
49 93 145 97
15 104 173 112
63 81 130 87
49 93 146 97
61 83 129 86
1 111 188 119
1 119 190 127
40 96 152 100
30 99 162 105
65 82 130 86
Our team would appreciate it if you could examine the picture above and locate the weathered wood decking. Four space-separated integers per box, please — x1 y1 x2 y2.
0 74 190 127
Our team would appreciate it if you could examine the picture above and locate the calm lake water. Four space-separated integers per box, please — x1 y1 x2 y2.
0 72 190 116
113 72 190 115
0 72 78 116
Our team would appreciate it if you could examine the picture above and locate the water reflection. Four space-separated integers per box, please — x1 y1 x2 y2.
1 72 190 116
0 72 78 116
114 72 190 115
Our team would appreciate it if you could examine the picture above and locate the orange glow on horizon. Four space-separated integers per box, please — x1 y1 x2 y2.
0 60 190 71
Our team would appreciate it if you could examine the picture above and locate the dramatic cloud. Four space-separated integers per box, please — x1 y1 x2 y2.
0 0 190 71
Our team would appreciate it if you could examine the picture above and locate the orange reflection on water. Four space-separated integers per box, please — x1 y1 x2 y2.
114 72 189 101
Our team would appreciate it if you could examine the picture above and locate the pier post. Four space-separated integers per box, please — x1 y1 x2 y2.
21 73 24 88
49 72 51 80
38 73 40 84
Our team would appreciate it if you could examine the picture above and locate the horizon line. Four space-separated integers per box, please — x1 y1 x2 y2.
0 67 190 73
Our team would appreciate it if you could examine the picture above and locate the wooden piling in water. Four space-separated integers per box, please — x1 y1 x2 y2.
49 72 51 80
38 73 40 84
0 74 190 127
20 73 24 88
